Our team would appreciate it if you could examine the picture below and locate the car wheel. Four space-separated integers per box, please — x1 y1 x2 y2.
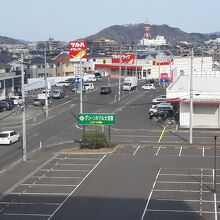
3 107 6 111
9 141 12 145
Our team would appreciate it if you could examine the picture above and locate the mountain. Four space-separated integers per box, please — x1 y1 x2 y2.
86 23 211 44
0 35 28 44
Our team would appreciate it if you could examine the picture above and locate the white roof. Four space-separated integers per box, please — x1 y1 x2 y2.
0 131 14 134
167 73 220 100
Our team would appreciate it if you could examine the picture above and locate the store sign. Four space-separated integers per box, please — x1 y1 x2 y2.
157 59 173 66
69 40 87 61
112 53 136 64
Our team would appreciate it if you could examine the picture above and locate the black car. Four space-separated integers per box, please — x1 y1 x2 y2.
2 99 14 108
100 86 112 94
0 101 12 111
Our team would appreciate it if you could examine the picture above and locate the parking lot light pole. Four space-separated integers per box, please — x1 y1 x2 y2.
44 46 48 118
118 46 122 101
214 136 217 193
21 53 27 161
189 48 194 144
80 49 83 113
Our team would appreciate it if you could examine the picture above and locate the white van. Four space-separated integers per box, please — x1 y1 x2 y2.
83 83 94 91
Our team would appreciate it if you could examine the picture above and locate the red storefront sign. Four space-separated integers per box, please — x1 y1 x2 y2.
112 53 136 63
157 59 173 65
69 40 87 60
160 73 168 80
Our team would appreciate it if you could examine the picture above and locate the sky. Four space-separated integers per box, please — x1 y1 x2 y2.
1 0 220 42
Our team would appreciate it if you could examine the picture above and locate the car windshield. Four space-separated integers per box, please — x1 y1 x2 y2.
53 91 59 94
0 133 9 138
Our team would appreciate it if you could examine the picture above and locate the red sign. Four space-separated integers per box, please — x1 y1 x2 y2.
157 59 173 66
112 53 136 64
160 73 168 80
69 40 87 60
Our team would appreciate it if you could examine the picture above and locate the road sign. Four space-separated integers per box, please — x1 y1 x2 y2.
74 77 80 83
78 113 115 125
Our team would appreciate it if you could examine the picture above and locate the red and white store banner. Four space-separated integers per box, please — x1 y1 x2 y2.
112 53 136 64
157 59 173 65
160 73 169 80
69 40 87 61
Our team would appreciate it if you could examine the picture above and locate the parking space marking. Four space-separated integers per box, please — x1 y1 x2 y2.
3 213 51 217
0 153 107 219
156 146 161 156
179 146 182 156
21 183 78 187
48 154 106 219
143 168 219 220
133 145 141 155
141 168 161 220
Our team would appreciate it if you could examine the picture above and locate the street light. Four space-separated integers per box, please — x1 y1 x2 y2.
21 53 27 161
118 46 122 101
44 46 48 118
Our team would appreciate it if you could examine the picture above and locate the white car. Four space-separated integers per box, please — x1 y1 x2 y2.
54 81 70 87
0 131 20 145
142 84 155 90
9 96 23 105
152 95 167 104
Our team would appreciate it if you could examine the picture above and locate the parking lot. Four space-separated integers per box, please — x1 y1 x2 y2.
0 143 219 220
0 153 106 220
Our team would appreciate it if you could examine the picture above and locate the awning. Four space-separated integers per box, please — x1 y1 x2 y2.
95 64 142 71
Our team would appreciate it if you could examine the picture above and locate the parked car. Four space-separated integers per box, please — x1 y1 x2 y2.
41 90 52 98
33 98 46 106
0 101 12 111
100 86 112 94
83 83 94 91
0 131 20 145
152 95 167 104
54 81 70 87
149 103 173 113
141 83 155 90
9 96 23 105
1 99 14 109
149 106 174 119
52 89 65 99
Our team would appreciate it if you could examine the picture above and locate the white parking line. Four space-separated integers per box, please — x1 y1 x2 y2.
55 157 101 160
32 176 83 179
156 146 161 156
203 147 205 157
10 192 70 196
48 154 107 220
133 145 141 155
146 209 199 213
41 169 90 172
21 183 77 187
141 168 161 220
179 146 182 156
4 213 51 217
59 163 95 166
154 189 210 193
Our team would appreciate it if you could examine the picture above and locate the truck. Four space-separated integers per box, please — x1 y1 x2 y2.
122 77 138 91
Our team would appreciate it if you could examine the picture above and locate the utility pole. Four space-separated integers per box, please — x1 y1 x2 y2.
189 48 194 144
118 46 122 101
158 45 161 86
44 46 48 118
135 45 138 78
80 49 83 113
21 53 27 161
201 49 204 74
213 136 217 193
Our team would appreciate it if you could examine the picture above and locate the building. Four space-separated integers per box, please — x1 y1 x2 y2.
139 35 167 46
167 72 220 128
0 63 21 99
25 56 57 78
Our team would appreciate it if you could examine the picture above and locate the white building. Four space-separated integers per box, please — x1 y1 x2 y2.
139 35 166 46
167 72 220 128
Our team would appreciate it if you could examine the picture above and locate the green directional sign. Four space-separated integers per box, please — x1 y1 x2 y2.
78 113 115 125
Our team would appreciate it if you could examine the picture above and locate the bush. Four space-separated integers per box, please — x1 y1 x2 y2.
81 131 108 149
